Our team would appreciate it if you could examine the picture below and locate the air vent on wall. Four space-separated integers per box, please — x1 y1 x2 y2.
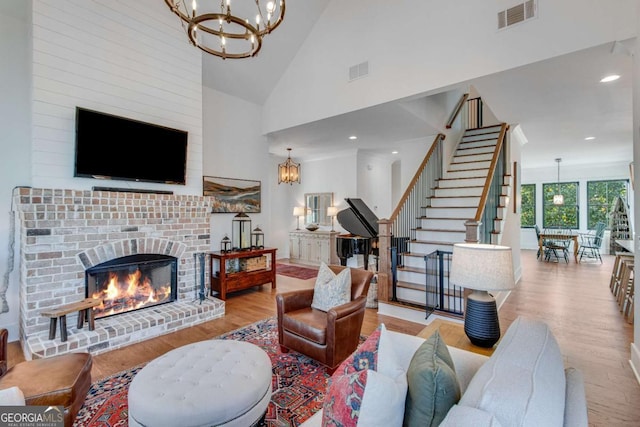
349 61 369 82
498 0 536 29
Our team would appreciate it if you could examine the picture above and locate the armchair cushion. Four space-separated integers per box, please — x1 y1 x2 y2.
311 263 351 312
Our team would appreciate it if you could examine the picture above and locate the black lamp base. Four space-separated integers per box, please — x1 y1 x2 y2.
464 290 501 348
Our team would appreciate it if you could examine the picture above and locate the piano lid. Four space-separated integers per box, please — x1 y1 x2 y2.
336 198 378 238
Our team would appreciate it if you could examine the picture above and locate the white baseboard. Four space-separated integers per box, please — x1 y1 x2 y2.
630 342 640 386
377 302 463 326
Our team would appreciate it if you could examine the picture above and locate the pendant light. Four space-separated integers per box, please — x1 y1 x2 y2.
553 158 564 205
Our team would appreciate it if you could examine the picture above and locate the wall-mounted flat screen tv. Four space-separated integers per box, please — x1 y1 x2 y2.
74 107 188 185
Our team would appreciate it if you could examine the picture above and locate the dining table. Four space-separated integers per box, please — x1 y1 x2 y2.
538 232 579 263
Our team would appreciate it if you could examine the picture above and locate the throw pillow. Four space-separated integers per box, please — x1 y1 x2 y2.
323 324 408 427
403 330 461 427
336 324 383 375
311 263 351 312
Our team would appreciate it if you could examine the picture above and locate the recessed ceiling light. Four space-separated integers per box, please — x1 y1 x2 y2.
349 135 357 140
391 150 399 154
600 74 620 83
584 136 595 141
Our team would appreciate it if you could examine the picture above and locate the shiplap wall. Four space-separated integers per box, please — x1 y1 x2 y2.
31 0 202 194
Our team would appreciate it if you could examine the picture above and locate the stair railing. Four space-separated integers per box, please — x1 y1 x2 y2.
465 123 509 243
378 133 445 303
446 93 469 129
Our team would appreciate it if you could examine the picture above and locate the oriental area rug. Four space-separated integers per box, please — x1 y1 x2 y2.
73 318 330 427
275 263 319 280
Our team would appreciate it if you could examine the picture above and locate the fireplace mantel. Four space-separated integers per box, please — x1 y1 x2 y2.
13 188 224 359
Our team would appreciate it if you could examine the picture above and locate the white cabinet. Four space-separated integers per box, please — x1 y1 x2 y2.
289 231 339 266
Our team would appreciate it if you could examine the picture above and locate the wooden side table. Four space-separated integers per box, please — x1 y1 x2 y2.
209 248 277 300
417 319 495 357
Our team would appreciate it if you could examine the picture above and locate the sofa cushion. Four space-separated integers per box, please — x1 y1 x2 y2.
403 330 461 427
311 263 351 312
457 317 566 426
439 405 503 426
322 324 407 426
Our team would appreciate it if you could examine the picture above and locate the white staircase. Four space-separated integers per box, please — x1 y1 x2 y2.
394 124 511 307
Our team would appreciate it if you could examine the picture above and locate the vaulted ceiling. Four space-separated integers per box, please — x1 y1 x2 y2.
200 2 633 170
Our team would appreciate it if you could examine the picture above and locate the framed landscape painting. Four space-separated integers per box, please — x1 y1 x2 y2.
204 176 261 213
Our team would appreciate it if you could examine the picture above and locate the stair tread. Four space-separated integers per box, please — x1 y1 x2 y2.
412 239 457 245
404 251 451 258
383 300 465 320
399 266 426 274
417 228 466 233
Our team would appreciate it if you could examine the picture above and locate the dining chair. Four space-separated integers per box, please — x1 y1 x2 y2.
543 228 570 263
578 222 606 263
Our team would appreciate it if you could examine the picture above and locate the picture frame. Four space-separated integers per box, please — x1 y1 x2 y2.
203 176 261 213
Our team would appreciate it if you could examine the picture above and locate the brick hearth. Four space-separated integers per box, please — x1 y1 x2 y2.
14 188 224 359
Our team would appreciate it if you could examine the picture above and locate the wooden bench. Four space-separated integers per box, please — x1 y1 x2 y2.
40 298 102 342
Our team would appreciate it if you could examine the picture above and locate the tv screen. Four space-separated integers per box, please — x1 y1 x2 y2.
74 107 188 185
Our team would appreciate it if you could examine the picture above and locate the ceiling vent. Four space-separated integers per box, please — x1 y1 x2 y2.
498 0 536 30
349 61 369 82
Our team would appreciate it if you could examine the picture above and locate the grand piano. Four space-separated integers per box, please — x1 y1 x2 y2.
336 198 378 270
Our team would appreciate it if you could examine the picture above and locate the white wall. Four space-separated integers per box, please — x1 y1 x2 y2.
202 87 277 253
520 161 634 254
263 0 636 135
30 0 202 194
0 0 31 339
292 152 358 233
357 152 392 219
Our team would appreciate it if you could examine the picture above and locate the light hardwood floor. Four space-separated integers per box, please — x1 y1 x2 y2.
7 250 640 425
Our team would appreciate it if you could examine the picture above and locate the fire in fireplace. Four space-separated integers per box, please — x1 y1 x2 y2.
85 254 178 319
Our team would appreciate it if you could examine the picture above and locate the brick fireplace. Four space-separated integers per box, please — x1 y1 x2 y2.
14 188 224 360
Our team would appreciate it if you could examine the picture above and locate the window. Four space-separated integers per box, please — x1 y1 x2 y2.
586 180 628 229
520 184 536 228
543 182 579 229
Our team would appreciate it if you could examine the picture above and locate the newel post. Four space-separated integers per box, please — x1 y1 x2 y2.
464 220 481 243
377 219 392 303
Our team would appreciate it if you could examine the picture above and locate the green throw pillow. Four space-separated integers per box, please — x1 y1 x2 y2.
403 330 461 427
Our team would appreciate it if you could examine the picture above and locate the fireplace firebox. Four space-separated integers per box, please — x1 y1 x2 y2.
85 254 178 319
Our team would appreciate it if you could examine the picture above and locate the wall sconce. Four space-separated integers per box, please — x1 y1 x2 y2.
232 213 252 251
293 206 305 230
251 226 264 249
327 206 338 232
220 234 231 253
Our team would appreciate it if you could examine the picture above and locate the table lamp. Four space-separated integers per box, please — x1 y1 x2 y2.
449 243 515 348
327 206 338 232
293 207 305 230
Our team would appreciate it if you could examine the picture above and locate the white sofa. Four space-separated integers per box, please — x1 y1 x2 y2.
302 316 588 426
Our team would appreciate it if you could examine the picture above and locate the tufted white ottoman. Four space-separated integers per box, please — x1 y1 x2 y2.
128 340 272 427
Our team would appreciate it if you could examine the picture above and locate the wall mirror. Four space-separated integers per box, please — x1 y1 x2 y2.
305 193 333 226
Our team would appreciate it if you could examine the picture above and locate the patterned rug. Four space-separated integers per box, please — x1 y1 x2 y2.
74 318 330 426
276 263 319 280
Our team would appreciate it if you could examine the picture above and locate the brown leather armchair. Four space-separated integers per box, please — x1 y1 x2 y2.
0 329 93 427
276 265 373 373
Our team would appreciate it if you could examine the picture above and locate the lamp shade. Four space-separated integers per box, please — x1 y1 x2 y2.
553 194 564 205
450 243 515 291
326 206 338 217
293 206 305 217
